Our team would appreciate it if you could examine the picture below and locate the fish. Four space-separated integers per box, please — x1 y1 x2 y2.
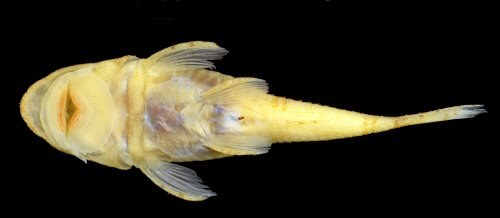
20 41 486 201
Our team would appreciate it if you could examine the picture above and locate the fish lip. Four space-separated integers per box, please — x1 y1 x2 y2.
20 77 51 139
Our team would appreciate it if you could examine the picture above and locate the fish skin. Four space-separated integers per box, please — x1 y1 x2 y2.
20 41 485 201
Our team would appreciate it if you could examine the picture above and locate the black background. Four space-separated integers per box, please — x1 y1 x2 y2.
4 0 495 216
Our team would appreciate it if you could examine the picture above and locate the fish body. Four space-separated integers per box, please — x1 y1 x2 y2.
20 41 485 201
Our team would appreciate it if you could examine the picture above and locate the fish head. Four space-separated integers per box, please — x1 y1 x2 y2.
20 56 137 169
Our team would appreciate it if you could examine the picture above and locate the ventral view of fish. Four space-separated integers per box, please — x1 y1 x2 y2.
20 41 485 201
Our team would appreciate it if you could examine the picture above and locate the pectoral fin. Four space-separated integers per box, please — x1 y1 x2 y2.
146 41 228 71
141 160 215 201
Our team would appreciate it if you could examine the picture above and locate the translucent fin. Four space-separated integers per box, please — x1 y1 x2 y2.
454 105 486 119
141 160 215 201
146 41 228 71
206 134 272 155
203 78 268 105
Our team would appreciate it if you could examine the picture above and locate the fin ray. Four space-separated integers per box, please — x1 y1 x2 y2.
147 41 228 71
141 160 215 201
207 134 272 155
203 78 268 105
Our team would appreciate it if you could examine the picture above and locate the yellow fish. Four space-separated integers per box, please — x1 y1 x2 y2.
20 41 485 201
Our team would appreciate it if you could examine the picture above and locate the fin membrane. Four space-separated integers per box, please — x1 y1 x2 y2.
203 78 271 155
147 41 228 71
207 134 272 155
203 77 269 105
141 160 215 201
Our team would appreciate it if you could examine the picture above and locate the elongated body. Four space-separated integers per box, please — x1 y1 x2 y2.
20 41 485 201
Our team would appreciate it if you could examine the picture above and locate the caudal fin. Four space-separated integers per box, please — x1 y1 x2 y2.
453 105 487 119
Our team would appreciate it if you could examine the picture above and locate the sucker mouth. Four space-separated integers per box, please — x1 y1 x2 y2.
57 87 80 133
65 90 80 132
21 63 94 140
57 90 67 131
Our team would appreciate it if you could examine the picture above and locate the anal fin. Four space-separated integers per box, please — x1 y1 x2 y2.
141 160 215 201
202 78 271 155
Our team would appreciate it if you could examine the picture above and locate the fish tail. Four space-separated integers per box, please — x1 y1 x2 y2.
254 95 486 143
394 105 486 127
